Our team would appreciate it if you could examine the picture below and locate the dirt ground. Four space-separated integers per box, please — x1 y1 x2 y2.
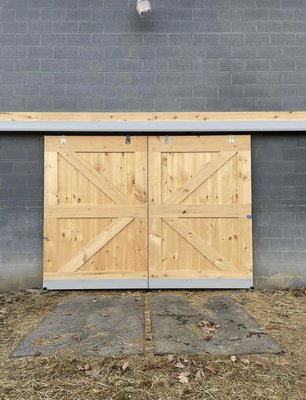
0 289 305 400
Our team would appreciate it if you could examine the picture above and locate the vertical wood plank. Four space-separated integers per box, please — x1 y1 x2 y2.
44 138 58 274
149 144 162 277
238 139 253 274
135 150 147 271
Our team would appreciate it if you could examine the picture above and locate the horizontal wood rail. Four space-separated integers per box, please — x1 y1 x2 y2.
1 111 306 121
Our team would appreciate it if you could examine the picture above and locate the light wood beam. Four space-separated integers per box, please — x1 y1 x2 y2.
1 111 306 122
46 206 146 218
151 204 251 218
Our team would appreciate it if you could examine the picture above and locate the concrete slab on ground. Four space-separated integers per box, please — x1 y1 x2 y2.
150 295 282 355
11 295 144 357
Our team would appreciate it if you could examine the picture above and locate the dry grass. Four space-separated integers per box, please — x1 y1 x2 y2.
0 289 305 400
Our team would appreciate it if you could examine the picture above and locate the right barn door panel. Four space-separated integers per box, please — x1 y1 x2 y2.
148 135 253 289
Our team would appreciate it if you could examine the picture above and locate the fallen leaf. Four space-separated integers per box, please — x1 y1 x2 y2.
231 356 237 363
167 354 174 362
198 319 211 327
85 369 100 378
255 360 264 367
274 359 289 367
51 335 60 340
266 324 279 330
206 327 218 333
84 363 91 371
287 325 297 331
241 358 250 365
195 369 205 380
74 334 81 341
175 361 185 369
205 363 217 374
122 361 129 372
177 371 191 384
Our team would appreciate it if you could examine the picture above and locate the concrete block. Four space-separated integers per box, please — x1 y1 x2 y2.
41 34 66 46
15 34 40 46
54 72 78 84
78 47 104 58
220 34 244 45
105 46 129 59
92 34 117 45
117 59 142 72
271 34 295 45
143 59 169 72
118 34 142 46
54 47 78 59
117 86 142 99
281 0 306 8
169 33 194 45
92 59 117 72
232 72 258 84
231 46 258 57
104 72 130 84
245 34 270 45
104 21 130 33
53 98 78 111
219 8 244 21
231 21 256 32
79 72 105 85
270 239 296 251
282 21 306 33
28 21 52 33
41 60 66 72
67 34 92 46
130 72 155 84
245 59 270 71
53 21 78 33
66 86 92 98
257 21 282 32
67 59 91 72
219 59 244 71
143 34 169 46
41 8 67 20
244 9 268 20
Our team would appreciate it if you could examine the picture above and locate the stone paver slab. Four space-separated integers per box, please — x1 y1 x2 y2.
11 295 144 357
150 295 282 355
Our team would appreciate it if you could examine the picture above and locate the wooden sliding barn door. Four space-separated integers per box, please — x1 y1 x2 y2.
148 135 253 289
43 136 148 289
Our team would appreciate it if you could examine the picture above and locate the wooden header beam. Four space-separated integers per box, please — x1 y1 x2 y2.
1 111 306 122
1 112 306 132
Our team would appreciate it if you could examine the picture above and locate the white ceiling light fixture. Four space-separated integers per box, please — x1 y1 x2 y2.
136 0 152 18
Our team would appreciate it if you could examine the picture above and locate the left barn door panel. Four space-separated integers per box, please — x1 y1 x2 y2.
43 136 148 289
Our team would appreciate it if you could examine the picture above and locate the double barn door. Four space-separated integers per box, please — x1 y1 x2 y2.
44 135 252 290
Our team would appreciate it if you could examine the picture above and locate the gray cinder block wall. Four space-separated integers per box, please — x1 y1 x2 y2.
0 1 306 290
0 0 306 111
0 136 43 291
252 135 306 289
